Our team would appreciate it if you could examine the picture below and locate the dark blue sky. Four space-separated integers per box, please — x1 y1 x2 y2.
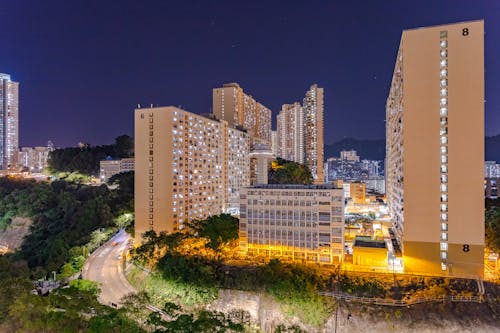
1 0 499 147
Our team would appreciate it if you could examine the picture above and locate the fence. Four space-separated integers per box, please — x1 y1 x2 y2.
318 291 484 307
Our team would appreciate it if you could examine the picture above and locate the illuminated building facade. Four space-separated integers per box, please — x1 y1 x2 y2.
99 157 135 182
386 21 484 276
212 83 271 148
277 102 304 163
0 73 19 170
239 184 344 264
135 106 249 240
18 146 52 173
303 84 324 184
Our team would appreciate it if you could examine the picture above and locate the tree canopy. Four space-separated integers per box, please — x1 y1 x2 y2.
48 135 134 176
268 158 313 185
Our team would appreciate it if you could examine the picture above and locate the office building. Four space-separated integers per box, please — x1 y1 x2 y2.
212 83 271 148
100 157 135 182
386 21 484 276
0 73 19 170
276 102 304 163
239 184 344 264
18 146 52 172
135 106 249 240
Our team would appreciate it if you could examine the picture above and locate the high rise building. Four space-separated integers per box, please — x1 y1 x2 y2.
135 106 249 240
270 130 278 156
386 21 484 277
303 84 324 183
212 83 271 148
239 184 344 264
276 102 304 163
0 73 19 170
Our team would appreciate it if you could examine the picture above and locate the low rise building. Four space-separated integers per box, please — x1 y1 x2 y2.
100 157 135 181
239 184 344 264
18 146 52 172
352 236 388 267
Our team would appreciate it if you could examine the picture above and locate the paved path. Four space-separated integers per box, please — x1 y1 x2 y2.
82 229 137 307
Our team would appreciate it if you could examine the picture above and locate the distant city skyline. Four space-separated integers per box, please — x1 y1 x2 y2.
1 1 499 147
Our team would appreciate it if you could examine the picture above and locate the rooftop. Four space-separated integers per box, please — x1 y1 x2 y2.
249 184 342 190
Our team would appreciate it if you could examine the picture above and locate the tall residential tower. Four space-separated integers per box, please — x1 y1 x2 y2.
0 73 19 170
134 106 249 240
212 83 272 148
303 84 324 184
386 21 484 277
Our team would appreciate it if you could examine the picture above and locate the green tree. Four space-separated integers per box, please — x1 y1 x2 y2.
486 208 500 252
268 158 313 185
187 214 239 251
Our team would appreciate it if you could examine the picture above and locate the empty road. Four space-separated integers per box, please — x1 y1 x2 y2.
82 229 137 307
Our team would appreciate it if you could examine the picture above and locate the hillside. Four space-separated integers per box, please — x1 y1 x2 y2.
325 135 500 162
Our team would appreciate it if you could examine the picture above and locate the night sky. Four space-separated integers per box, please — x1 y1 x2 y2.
1 0 499 148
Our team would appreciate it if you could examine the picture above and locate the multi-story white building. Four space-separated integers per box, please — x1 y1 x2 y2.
485 161 499 178
100 157 135 182
18 146 52 172
386 21 484 277
0 73 19 170
135 106 249 240
239 184 344 264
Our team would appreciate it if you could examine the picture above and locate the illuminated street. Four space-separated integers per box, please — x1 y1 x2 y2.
82 229 136 307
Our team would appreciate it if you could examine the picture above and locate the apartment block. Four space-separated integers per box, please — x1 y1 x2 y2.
239 184 344 264
0 73 19 170
135 106 249 240
100 157 135 182
277 102 304 163
386 21 484 277
212 83 271 148
303 84 324 184
18 146 52 172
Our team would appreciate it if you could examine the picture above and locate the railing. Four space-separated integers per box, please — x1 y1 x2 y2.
318 291 484 306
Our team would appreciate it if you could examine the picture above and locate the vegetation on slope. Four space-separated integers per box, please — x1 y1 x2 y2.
48 134 133 176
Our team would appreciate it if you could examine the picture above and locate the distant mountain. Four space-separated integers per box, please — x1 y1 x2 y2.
486 135 500 162
325 135 500 162
324 138 385 161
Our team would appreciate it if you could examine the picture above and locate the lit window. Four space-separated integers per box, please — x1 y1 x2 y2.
441 222 448 231
441 89 447 96
441 79 447 87
440 242 448 251
441 184 447 192
440 107 448 116
440 69 447 77
441 155 447 163
441 174 448 183
441 262 447 270
440 40 447 48
441 232 448 241
441 146 447 154
441 213 448 221
441 137 447 144
441 194 448 202
440 50 447 57
441 251 447 259
440 60 447 67
440 98 447 106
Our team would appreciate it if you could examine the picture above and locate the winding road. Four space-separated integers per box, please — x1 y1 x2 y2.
82 229 137 307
